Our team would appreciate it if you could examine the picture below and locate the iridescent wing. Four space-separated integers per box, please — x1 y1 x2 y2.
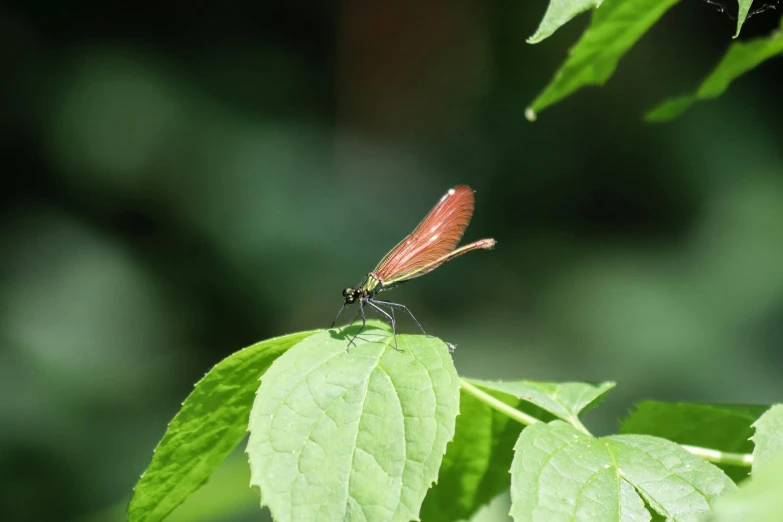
373 185 482 285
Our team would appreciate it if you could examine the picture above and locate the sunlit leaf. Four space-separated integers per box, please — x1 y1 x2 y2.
528 0 603 44
526 0 679 119
608 434 736 520
751 404 783 472
710 450 783 522
246 327 459 522
510 421 736 521
621 401 767 481
466 378 615 423
421 379 612 520
127 329 319 522
420 382 554 521
510 421 650 521
647 28 783 121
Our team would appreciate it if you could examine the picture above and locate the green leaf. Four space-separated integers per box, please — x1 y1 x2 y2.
166 450 257 522
466 378 615 424
510 421 736 521
751 404 783 472
420 382 555 521
526 0 679 120
621 401 768 481
647 29 783 122
510 421 650 521
528 0 603 44
710 450 783 522
735 1 754 38
421 378 612 520
608 434 737 520
246 327 460 522
127 329 319 522
643 95 696 122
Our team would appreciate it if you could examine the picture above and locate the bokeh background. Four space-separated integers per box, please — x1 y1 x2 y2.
2 2 783 521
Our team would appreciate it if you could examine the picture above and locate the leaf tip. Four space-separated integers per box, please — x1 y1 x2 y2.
645 95 696 123
524 107 537 122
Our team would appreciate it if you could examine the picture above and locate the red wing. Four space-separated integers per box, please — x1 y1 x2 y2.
373 185 475 282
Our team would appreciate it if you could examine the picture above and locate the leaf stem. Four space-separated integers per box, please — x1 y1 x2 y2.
680 444 754 467
567 416 592 436
459 379 540 427
458 379 754 468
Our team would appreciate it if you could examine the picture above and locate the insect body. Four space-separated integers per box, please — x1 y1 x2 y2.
332 185 496 349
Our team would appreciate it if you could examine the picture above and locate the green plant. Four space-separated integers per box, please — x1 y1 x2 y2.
128 322 783 522
124 4 783 519
522 0 783 121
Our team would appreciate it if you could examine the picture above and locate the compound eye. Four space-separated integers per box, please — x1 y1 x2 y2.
342 288 352 297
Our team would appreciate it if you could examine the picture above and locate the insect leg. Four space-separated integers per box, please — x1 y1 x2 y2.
346 306 363 330
373 300 428 337
347 299 367 349
366 300 402 352
331 303 347 328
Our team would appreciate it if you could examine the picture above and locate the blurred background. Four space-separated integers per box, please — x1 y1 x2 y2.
2 2 782 521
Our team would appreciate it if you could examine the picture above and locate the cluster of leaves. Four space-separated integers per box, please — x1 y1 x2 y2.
524 0 783 121
128 323 783 522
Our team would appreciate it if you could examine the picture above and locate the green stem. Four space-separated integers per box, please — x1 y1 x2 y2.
567 416 592 436
458 379 754 468
459 379 540 427
680 444 754 467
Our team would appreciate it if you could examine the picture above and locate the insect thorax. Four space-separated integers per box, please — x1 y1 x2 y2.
360 272 383 294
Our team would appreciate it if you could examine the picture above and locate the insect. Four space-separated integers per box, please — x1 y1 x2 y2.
331 185 496 349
